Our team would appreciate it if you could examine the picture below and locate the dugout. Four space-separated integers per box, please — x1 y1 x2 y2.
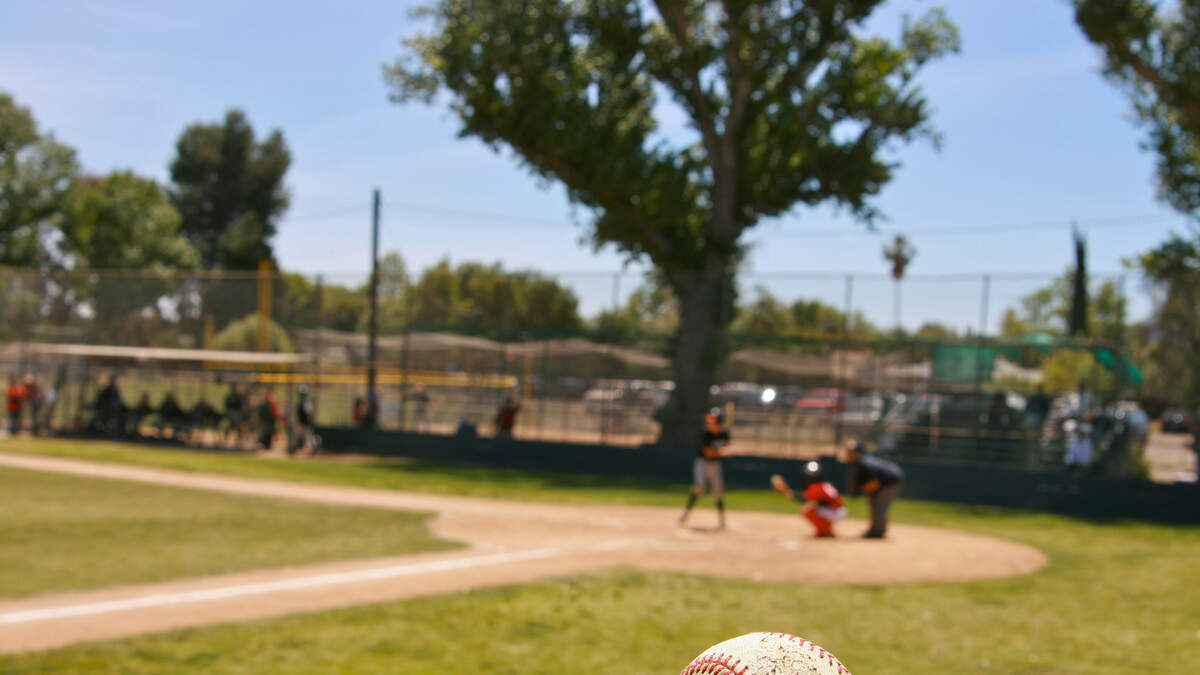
0 342 314 433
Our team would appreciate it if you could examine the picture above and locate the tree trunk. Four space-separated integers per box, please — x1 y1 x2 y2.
656 256 734 450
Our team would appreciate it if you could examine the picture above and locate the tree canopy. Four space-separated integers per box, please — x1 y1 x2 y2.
407 259 583 334
1074 0 1200 217
389 0 959 446
61 172 198 271
731 286 880 338
0 92 78 266
168 109 291 270
1136 233 1200 406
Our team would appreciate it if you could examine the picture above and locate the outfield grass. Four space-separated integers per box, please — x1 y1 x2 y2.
0 465 456 598
0 437 814 513
1 438 1198 673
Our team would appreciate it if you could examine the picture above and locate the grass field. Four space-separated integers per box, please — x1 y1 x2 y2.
0 464 455 598
1 438 1198 673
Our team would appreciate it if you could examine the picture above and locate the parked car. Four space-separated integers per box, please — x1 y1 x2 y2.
793 388 848 413
711 382 778 410
838 394 885 426
876 391 1034 465
1161 408 1194 434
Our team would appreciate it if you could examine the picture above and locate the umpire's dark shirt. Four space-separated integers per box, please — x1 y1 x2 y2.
852 454 905 492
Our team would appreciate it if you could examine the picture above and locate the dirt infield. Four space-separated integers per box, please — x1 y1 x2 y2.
0 452 1047 653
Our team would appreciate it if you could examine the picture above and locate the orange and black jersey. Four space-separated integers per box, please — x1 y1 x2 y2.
699 428 731 460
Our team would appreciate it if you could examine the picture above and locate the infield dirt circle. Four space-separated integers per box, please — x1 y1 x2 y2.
0 453 1047 653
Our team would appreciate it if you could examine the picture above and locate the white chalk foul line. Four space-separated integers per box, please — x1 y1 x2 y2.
0 547 565 625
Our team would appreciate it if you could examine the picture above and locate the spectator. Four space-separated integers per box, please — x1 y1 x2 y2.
23 374 41 435
158 392 188 438
257 390 280 450
352 396 366 427
1064 418 1094 476
129 393 155 436
494 395 520 439
40 370 61 433
291 385 314 455
411 385 431 432
363 390 379 429
455 415 477 439
6 375 24 435
985 392 1015 429
191 399 220 442
95 375 125 435
224 385 245 446
1027 385 1051 429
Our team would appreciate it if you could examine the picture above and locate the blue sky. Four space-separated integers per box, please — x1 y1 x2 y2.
2 0 1194 330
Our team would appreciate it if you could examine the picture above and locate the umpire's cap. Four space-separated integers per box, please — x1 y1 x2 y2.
802 460 824 483
706 407 725 426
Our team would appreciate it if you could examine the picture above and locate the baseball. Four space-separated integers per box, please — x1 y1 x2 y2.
681 632 850 675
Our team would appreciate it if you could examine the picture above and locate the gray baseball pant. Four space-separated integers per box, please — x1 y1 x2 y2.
866 482 902 536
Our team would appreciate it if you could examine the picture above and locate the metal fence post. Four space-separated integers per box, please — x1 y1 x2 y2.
367 188 380 429
979 274 991 336
313 274 323 425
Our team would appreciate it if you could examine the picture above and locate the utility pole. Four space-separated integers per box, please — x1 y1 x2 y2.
883 234 916 334
366 188 381 429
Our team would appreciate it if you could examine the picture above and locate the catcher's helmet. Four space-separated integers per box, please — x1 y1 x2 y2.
803 460 823 482
706 407 725 426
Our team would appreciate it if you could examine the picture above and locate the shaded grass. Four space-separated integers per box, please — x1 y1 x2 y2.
2 438 1199 673
0 465 457 598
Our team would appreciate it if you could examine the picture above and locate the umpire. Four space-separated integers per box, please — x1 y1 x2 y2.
843 440 905 539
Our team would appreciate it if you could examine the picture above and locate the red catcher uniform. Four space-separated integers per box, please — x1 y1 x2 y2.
800 481 847 537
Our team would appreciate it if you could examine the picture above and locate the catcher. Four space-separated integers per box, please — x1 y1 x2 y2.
771 461 847 538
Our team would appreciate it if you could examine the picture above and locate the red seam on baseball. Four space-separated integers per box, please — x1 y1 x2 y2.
681 653 748 675
761 632 851 674
684 634 850 675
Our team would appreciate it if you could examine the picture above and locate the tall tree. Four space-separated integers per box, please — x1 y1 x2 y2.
999 270 1124 341
168 109 291 269
388 0 959 447
791 298 878 337
914 322 957 340
594 273 679 344
60 171 200 344
1069 227 1089 336
731 286 794 335
1137 234 1200 406
367 251 412 334
0 93 78 266
1074 0 1200 217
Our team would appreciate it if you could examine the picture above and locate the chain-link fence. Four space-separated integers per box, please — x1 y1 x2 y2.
1 266 1144 472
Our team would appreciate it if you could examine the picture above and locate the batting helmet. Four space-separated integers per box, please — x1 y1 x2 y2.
802 460 824 484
